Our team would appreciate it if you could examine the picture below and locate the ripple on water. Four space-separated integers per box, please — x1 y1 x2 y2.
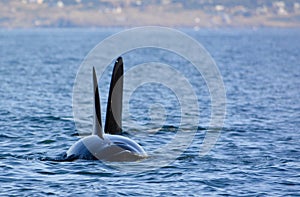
0 28 300 196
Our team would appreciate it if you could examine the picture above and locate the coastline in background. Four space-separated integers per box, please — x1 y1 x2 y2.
1 0 300 28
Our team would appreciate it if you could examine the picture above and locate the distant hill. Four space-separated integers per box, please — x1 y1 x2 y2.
1 0 300 28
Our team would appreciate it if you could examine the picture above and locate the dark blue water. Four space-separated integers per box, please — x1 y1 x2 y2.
0 28 299 196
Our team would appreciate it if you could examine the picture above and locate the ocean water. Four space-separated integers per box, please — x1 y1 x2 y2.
0 28 299 196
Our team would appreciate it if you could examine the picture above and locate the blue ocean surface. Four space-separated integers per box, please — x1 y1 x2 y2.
0 28 299 196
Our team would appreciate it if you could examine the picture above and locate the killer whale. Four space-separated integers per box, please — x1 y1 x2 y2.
66 57 147 162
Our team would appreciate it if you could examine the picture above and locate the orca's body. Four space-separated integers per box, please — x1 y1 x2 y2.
66 134 147 162
66 57 147 162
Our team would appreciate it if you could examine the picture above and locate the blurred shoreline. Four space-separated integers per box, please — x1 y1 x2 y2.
1 0 300 29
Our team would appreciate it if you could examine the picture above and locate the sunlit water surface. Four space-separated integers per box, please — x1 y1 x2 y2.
0 28 299 196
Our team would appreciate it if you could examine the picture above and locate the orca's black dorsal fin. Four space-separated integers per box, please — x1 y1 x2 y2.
105 57 124 135
92 67 104 139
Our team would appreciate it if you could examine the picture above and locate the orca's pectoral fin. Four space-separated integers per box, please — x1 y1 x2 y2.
92 67 104 139
105 57 124 135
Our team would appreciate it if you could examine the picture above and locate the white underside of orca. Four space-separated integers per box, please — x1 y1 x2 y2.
66 134 147 162
67 57 147 162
